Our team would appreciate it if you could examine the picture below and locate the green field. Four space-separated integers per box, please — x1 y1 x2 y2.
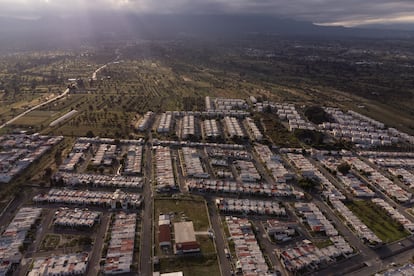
154 195 218 274
155 195 211 231
11 110 59 126
159 255 220 276
346 200 410 243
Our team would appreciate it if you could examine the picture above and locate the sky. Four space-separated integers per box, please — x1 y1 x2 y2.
1 0 414 27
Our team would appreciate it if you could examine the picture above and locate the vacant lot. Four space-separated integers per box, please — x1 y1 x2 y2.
159 255 220 276
346 200 410 243
154 195 218 274
155 195 210 231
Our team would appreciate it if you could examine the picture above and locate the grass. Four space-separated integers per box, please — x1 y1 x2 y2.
40 234 92 251
11 110 59 126
154 195 210 231
313 239 334 249
159 255 220 276
346 200 410 243
260 112 301 147
154 195 218 273
40 234 60 250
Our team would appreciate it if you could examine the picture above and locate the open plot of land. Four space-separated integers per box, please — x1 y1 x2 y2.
346 200 410 243
159 255 220 276
11 110 59 126
154 195 218 274
259 112 301 147
155 195 211 231
40 233 93 251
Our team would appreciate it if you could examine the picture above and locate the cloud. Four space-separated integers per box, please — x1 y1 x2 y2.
1 0 414 26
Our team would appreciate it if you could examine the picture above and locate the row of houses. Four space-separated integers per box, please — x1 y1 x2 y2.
60 152 85 172
286 153 318 179
77 137 144 146
103 213 137 275
235 160 261 182
155 146 177 192
371 198 414 232
161 109 250 118
263 220 296 243
28 252 89 276
206 147 250 160
317 155 373 198
59 141 92 171
369 171 411 203
344 157 412 203
287 153 345 200
368 157 414 168
92 143 117 166
225 216 271 275
203 119 221 139
187 179 304 198
124 145 143 175
0 207 42 275
322 108 397 148
378 263 414 276
33 189 142 210
181 147 209 178
254 101 275 112
53 172 144 189
157 112 174 133
153 139 244 150
244 118 263 141
329 198 382 245
337 173 376 198
210 97 248 111
254 144 293 183
358 151 414 159
216 198 286 216
277 238 353 273
295 202 338 236
136 111 154 131
348 110 385 129
275 103 315 131
224 116 246 138
0 134 63 183
53 208 101 229
181 115 196 139
388 168 414 189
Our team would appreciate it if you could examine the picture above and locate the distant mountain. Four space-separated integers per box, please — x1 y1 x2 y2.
356 23 414 31
0 14 413 52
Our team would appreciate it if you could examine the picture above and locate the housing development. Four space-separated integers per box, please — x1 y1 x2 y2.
1 93 414 276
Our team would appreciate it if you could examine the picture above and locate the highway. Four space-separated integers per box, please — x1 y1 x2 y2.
0 88 70 129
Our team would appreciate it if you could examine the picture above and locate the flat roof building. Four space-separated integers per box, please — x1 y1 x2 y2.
174 221 200 254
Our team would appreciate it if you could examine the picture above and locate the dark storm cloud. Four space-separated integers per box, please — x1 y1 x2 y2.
1 0 414 26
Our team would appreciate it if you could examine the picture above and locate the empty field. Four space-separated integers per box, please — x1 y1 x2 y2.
346 200 410 243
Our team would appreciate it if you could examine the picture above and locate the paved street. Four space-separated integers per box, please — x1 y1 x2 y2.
140 138 154 276
207 198 233 276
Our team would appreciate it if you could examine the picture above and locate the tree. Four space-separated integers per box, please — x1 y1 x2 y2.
86 130 95 138
337 162 351 175
298 178 320 191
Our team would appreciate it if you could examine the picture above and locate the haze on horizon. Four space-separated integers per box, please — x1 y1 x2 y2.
2 0 414 28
